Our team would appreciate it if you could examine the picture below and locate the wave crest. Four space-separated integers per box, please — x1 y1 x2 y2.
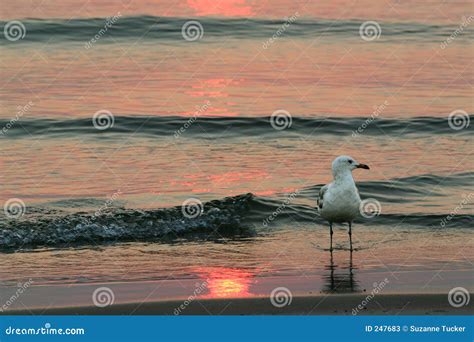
0 193 254 251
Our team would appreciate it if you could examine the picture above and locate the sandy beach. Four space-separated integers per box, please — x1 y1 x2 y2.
4 293 472 316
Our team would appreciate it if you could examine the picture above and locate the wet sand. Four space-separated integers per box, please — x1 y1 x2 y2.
4 293 472 316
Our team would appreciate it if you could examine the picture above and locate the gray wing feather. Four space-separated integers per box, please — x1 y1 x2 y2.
317 184 329 209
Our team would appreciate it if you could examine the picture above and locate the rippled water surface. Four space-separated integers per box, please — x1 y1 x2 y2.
0 1 472 301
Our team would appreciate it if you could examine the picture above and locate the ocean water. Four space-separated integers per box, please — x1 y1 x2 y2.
0 3 473 304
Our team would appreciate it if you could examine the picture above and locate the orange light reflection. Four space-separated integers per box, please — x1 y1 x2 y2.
195 267 253 298
187 0 255 17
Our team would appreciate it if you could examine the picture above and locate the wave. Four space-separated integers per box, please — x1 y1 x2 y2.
0 193 254 251
248 191 473 228
2 16 471 44
301 172 474 202
1 116 472 139
1 175 472 251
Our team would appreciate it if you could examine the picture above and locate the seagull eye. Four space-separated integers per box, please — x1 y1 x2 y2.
348 160 353 164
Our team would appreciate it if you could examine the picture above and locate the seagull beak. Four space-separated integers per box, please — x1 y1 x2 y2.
356 163 370 170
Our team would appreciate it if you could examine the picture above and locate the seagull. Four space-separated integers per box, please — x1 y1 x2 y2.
317 156 370 251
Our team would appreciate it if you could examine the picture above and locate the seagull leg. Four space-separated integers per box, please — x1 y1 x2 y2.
348 221 353 251
349 247 354 291
329 222 333 252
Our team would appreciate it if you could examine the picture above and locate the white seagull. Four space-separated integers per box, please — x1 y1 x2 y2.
317 155 370 251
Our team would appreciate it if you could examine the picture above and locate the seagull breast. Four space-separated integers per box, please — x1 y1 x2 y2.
319 181 361 223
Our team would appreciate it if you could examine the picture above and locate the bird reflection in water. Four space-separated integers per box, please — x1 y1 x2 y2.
322 250 360 293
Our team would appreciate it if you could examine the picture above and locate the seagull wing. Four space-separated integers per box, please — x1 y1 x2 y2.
317 184 329 210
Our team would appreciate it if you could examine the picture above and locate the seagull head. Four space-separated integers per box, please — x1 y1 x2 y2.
332 155 370 178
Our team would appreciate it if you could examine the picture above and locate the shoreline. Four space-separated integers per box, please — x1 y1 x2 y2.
3 293 472 315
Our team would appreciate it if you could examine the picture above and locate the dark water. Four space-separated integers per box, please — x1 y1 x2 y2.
2 116 473 138
3 16 471 43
